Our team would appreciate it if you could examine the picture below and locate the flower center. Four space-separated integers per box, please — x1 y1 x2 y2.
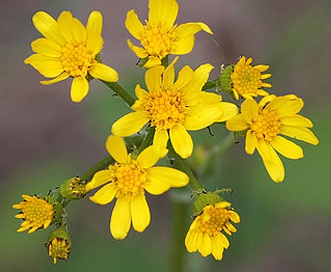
231 64 262 96
48 238 71 264
18 195 54 231
251 108 281 141
61 42 95 78
141 22 178 59
111 156 148 199
144 88 186 130
198 205 230 237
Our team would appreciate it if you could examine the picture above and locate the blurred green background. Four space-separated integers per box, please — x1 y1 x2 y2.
1 0 330 271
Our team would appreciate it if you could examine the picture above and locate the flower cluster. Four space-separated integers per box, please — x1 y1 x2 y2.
13 0 319 265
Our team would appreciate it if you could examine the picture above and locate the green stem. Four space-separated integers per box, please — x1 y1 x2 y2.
80 155 114 182
137 127 155 153
168 144 204 192
101 81 135 107
168 199 189 272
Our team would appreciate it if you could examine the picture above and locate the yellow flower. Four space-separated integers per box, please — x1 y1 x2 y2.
221 56 271 100
46 227 71 264
12 194 55 234
185 201 240 261
226 95 319 182
24 11 119 102
125 0 213 68
111 59 238 158
86 135 189 240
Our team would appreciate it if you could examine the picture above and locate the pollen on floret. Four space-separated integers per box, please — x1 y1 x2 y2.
251 108 281 141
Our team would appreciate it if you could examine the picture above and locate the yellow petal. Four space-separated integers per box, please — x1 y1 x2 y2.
89 183 116 205
200 233 212 257
125 10 144 40
106 135 128 163
30 38 62 57
89 63 119 82
86 169 113 191
268 95 304 117
25 54 64 78
211 235 224 260
32 11 66 46
241 98 258 124
280 114 313 128
280 126 319 145
256 139 284 182
144 177 170 195
137 146 160 168
131 193 150 232
181 63 213 95
153 129 169 157
57 11 85 44
144 56 162 68
173 65 193 90
185 91 220 107
146 166 189 189
110 197 131 240
226 114 248 131
270 136 303 159
148 0 178 29
111 111 149 137
173 35 194 55
216 102 239 123
245 130 257 154
70 77 89 102
134 85 149 101
175 22 213 37
145 65 164 92
185 229 198 252
127 39 148 58
170 124 193 158
163 58 177 89
40 72 70 85
86 11 103 54
184 104 222 131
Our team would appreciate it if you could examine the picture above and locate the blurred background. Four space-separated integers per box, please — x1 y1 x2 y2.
1 0 330 271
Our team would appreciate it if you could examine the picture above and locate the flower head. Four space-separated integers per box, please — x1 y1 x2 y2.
226 95 319 182
59 176 87 200
46 227 72 264
86 135 189 239
220 56 271 100
111 59 238 158
125 0 213 68
185 199 240 261
12 194 56 234
24 11 119 102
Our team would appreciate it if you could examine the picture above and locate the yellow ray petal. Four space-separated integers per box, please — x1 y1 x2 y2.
280 126 319 145
131 193 150 232
127 39 148 58
148 0 179 29
106 135 128 163
137 146 160 169
216 102 239 123
89 63 119 82
86 11 103 54
241 98 258 124
280 114 313 128
40 72 70 85
245 130 257 154
173 65 193 90
89 183 116 205
111 111 149 137
270 136 303 159
125 10 144 40
31 38 62 57
70 77 89 102
32 11 66 46
86 169 113 191
170 124 193 158
200 233 212 257
226 114 248 131
145 65 164 92
256 139 284 182
110 197 131 240
146 166 189 189
211 235 224 260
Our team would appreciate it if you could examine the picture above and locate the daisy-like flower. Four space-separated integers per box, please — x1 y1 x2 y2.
24 11 119 102
185 201 240 261
86 135 189 240
226 95 319 182
111 59 238 158
46 227 72 264
125 0 213 68
12 194 55 234
220 56 271 100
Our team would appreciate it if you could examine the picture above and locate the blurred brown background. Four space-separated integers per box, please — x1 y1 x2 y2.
1 0 330 271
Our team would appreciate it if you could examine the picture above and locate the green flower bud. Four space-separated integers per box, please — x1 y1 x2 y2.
59 177 87 200
46 226 71 264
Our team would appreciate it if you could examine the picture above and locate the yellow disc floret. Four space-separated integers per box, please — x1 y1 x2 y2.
61 42 95 78
250 108 281 141
12 194 54 234
110 156 148 200
141 22 178 59
144 88 186 130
